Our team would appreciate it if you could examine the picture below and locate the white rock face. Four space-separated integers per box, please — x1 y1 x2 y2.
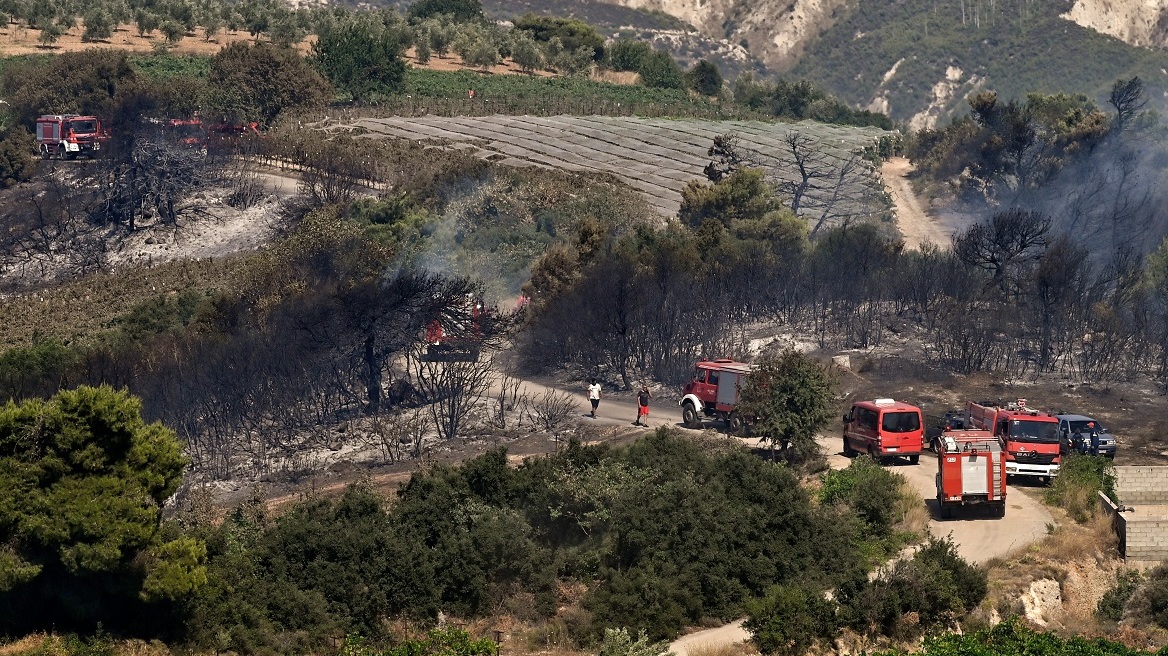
607 0 850 69
1062 0 1168 48
1022 578 1063 627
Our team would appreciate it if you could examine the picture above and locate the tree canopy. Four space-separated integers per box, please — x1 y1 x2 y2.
312 20 409 101
208 41 333 125
0 386 200 634
737 350 836 461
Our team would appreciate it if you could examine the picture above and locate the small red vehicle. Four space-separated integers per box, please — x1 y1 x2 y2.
35 114 107 159
420 297 489 362
842 398 924 464
679 359 754 433
935 428 1007 519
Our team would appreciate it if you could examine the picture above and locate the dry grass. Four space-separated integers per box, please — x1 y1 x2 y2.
0 635 172 656
983 511 1121 631
687 641 758 656
591 69 640 85
895 478 930 537
0 255 249 350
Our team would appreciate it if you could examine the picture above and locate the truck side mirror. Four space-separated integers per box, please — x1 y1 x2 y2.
842 414 849 423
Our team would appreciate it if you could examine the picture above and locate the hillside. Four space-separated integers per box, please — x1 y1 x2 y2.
588 0 1168 126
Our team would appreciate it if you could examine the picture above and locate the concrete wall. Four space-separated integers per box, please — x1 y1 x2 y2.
1115 466 1168 505
1108 467 1168 564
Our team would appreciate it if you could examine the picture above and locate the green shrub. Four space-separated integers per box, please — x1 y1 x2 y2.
0 126 36 187
1044 453 1116 522
745 584 839 656
638 49 683 90
819 455 905 536
407 0 483 22
838 536 986 640
597 628 670 656
1097 569 1142 622
605 39 651 72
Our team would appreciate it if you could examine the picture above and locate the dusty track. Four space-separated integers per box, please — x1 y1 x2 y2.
882 157 949 249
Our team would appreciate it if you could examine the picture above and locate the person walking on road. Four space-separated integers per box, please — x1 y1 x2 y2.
587 378 602 418
634 384 652 426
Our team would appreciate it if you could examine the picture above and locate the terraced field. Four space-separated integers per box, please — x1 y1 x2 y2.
326 115 895 217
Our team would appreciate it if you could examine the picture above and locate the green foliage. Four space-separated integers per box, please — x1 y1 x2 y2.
874 618 1161 655
128 54 211 80
1044 454 1116 523
686 59 723 96
819 455 905 537
605 39 651 73
2 49 137 127
186 432 868 650
342 628 499 656
737 349 836 463
0 339 79 402
597 628 671 656
207 41 333 125
0 126 36 187
678 168 785 229
733 72 893 129
839 536 986 640
110 290 204 340
1097 569 1142 622
510 34 543 74
513 13 604 61
313 20 408 101
82 8 114 42
637 49 683 90
745 584 838 656
0 386 195 634
407 0 483 22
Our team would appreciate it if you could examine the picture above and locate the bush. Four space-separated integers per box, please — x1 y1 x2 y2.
819 455 905 536
605 39 651 72
838 536 986 640
3 49 138 127
1097 569 1142 622
514 14 604 61
745 584 838 656
597 628 671 656
0 126 36 186
638 49 683 90
686 59 723 96
407 0 482 22
1044 453 1116 522
207 41 333 125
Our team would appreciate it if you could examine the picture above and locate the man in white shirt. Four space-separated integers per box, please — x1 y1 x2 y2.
587 378 602 418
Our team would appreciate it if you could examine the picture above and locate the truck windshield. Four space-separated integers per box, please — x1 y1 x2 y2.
881 411 921 433
1009 420 1059 443
68 120 97 133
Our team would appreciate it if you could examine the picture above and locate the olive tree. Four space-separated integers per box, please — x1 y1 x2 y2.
737 349 836 463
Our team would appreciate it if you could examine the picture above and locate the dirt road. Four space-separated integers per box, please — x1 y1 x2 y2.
882 157 949 250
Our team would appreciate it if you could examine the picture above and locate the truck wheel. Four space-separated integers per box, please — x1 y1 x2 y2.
909 454 920 465
57 144 69 160
682 403 700 428
842 436 856 457
728 412 745 435
40 145 50 160
939 502 952 520
994 504 1006 518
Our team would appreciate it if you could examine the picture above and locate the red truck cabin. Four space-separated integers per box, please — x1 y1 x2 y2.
684 359 752 412
843 398 924 464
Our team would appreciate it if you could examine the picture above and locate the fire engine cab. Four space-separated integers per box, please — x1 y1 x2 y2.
966 399 1060 482
679 359 753 433
935 428 1007 519
36 114 105 160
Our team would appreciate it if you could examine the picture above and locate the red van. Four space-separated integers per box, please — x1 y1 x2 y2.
842 398 924 464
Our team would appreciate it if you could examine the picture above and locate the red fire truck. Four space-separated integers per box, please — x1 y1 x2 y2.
35 114 106 159
966 399 1061 482
935 428 1007 519
420 298 488 362
679 359 753 433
